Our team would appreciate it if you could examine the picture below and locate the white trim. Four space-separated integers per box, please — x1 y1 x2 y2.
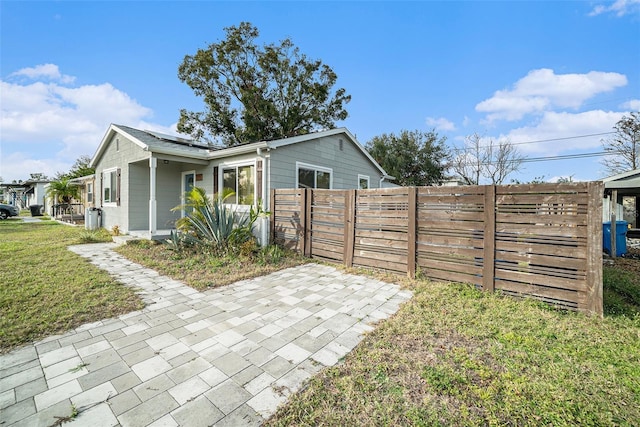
181 170 196 217
358 174 370 189
296 162 333 189
102 167 119 206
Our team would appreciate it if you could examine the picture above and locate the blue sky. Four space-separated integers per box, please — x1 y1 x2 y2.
1 0 639 184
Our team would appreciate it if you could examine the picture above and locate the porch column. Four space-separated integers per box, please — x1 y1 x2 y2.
149 157 157 238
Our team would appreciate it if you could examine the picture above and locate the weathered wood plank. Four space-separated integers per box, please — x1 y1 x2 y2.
585 181 604 316
494 269 585 291
496 213 587 226
353 256 407 273
419 268 483 286
494 224 587 238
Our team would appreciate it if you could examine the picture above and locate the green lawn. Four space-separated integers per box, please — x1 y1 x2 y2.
0 219 143 351
266 269 640 426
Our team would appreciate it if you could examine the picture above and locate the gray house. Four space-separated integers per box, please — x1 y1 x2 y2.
90 124 392 241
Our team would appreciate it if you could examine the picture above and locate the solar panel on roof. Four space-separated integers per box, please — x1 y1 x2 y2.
144 129 210 149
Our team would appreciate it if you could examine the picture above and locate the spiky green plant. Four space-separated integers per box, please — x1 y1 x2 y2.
171 186 257 253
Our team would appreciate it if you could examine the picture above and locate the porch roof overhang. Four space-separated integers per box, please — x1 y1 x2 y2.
602 169 640 196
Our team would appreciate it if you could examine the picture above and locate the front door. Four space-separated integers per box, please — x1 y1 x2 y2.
181 171 195 217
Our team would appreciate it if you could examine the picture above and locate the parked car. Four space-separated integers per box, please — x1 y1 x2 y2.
0 203 20 220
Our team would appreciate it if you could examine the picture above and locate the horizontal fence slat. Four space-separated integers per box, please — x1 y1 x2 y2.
420 268 483 287
355 229 409 242
353 256 407 273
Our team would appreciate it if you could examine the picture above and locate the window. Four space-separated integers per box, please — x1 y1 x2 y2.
103 168 119 205
297 163 332 189
87 182 93 203
358 175 370 189
222 164 255 205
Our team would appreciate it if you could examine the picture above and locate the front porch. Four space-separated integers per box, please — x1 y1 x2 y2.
129 229 175 241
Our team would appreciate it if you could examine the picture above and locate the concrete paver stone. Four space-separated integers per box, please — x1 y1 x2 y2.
0 243 411 426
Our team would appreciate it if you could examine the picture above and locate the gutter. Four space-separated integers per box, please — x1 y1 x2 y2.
380 174 395 187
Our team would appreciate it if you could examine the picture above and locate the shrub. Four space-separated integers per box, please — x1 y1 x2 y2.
170 187 266 255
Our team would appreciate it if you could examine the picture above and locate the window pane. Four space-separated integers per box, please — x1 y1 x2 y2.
359 177 369 189
317 171 330 189
103 172 111 203
298 168 314 189
223 169 237 204
238 165 255 205
111 172 117 201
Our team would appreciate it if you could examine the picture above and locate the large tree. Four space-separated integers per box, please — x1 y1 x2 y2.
601 112 640 175
366 130 450 186
451 133 524 185
177 22 351 146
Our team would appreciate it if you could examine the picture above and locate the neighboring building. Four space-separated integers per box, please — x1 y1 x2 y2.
90 124 393 241
0 178 50 209
602 169 640 231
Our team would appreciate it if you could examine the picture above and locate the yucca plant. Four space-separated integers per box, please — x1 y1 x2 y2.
171 186 255 253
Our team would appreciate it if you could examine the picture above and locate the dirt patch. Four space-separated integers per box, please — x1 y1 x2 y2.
607 246 640 275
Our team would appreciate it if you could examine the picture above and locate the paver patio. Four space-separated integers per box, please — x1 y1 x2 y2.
0 243 412 426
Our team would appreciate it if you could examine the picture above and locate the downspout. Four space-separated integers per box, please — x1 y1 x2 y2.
256 146 269 246
379 174 395 188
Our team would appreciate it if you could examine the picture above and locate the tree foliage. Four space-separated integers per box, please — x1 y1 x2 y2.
177 22 351 146
451 133 524 185
55 155 95 180
45 176 80 206
366 130 450 186
601 112 640 175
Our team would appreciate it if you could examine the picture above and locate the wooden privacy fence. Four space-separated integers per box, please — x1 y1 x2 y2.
271 182 604 315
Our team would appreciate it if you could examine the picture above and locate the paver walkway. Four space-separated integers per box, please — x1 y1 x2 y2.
1 243 412 427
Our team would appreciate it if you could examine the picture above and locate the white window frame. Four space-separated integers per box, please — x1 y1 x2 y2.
181 170 196 217
102 167 119 207
296 162 333 189
87 182 93 204
219 160 257 207
358 174 370 190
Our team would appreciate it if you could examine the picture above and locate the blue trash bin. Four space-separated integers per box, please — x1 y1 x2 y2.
603 221 628 256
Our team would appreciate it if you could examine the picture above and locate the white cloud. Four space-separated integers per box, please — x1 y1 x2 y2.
0 65 160 182
10 63 76 84
497 110 625 155
621 99 640 110
476 68 627 122
589 0 640 17
426 116 456 132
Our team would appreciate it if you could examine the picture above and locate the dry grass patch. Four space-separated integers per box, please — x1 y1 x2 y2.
115 240 309 291
0 220 143 352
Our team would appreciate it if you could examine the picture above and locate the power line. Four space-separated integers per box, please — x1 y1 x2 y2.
454 149 626 167
450 131 616 153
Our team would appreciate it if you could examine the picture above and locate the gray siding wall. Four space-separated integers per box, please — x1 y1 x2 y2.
128 163 150 230
269 134 383 190
157 162 183 229
94 133 149 232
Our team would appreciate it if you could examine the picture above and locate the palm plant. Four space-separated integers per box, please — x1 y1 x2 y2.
46 177 80 215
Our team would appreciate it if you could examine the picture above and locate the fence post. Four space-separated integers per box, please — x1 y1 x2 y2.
586 181 604 316
304 188 312 257
482 185 496 292
299 189 307 256
407 187 417 278
269 189 276 245
344 189 356 267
